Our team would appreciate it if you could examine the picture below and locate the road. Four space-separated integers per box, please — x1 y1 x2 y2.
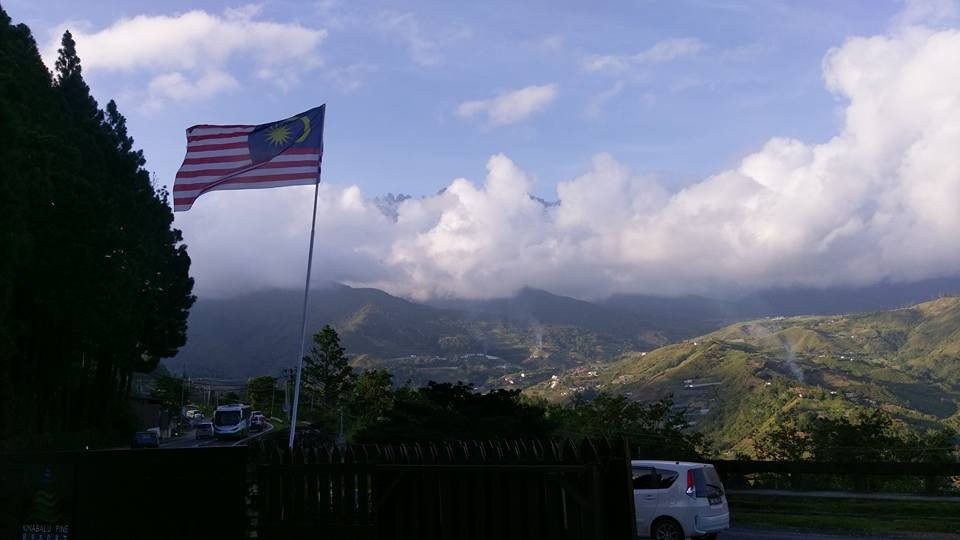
724 527 960 540
161 421 274 448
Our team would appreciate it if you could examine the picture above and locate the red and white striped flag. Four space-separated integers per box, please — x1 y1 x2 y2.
173 105 325 211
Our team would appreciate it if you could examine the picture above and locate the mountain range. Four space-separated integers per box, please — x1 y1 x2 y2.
169 276 960 387
169 285 668 383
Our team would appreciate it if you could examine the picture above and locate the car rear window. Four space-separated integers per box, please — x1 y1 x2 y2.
692 466 724 497
655 468 679 489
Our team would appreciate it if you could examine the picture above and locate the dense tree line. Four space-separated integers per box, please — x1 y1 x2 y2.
0 10 194 446
296 326 960 468
294 326 706 457
754 409 957 463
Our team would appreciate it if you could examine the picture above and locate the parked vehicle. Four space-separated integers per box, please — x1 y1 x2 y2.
631 460 729 540
195 422 214 440
131 431 160 449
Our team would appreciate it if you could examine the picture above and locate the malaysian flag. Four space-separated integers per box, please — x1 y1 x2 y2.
173 105 325 211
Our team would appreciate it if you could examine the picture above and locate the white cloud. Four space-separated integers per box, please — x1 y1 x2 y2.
375 10 450 66
43 6 326 107
178 17 960 301
457 84 559 126
585 37 705 72
147 70 239 103
893 0 959 28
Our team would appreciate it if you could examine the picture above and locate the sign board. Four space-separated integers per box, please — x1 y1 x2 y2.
19 464 73 540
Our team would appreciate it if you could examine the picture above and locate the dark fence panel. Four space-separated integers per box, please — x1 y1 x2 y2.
251 438 637 540
1 447 247 540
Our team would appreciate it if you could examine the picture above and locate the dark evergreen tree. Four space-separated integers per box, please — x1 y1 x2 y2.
0 11 194 446
302 325 356 410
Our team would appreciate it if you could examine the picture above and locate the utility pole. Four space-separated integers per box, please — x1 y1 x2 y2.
270 380 277 418
180 365 186 415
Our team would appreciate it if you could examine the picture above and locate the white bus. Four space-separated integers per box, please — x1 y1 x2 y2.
213 404 252 439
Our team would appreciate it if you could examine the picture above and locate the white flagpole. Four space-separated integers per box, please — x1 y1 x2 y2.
288 177 321 449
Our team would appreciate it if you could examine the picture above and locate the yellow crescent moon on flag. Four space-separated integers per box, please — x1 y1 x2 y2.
295 115 311 143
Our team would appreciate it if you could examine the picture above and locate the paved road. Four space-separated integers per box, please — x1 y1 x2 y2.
161 422 274 448
724 527 960 540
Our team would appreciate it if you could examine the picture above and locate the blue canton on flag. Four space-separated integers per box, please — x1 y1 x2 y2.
248 106 325 164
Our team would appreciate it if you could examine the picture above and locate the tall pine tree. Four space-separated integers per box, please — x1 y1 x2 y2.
0 11 195 445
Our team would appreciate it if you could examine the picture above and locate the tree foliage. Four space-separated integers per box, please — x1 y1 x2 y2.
548 392 707 460
353 382 554 443
0 13 194 445
247 376 277 413
302 325 356 410
149 376 184 416
350 368 394 430
754 409 957 463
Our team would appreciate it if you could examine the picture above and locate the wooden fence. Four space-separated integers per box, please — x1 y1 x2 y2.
250 438 637 540
1 447 248 540
9 444 957 540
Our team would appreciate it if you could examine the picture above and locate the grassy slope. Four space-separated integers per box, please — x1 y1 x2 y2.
527 296 960 454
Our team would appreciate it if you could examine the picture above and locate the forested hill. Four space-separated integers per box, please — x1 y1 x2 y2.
528 296 960 453
170 285 670 381
173 275 960 382
0 13 194 444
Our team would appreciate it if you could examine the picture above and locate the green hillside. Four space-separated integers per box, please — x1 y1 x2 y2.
170 285 668 386
527 296 960 454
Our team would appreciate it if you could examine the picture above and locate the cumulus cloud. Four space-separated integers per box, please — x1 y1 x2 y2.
584 37 705 71
179 22 960 300
893 0 959 28
457 84 559 126
43 5 325 107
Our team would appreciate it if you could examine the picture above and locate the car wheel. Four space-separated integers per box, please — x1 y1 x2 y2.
652 518 683 540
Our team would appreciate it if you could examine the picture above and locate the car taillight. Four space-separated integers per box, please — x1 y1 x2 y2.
685 470 696 497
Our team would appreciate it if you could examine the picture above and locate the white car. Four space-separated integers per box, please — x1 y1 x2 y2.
632 460 729 540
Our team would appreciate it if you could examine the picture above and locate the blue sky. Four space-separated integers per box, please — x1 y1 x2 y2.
10 0 899 197
7 1 960 300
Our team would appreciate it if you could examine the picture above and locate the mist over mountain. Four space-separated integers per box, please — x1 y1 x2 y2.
606 275 960 328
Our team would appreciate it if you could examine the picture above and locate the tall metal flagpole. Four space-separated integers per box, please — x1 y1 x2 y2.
288 176 321 449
